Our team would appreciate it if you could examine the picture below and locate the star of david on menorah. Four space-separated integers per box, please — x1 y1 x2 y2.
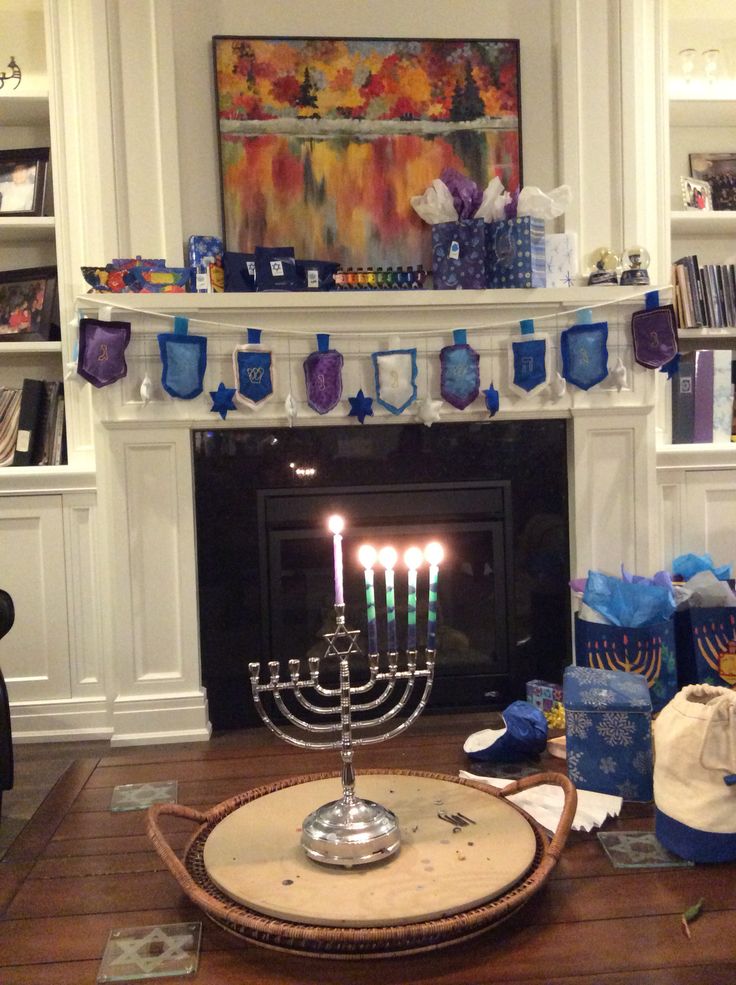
249 515 443 868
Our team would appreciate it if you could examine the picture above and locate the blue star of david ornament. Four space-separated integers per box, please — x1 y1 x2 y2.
483 384 500 418
210 382 237 420
348 388 374 424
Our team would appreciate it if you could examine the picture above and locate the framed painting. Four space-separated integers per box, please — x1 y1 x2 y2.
0 266 58 341
0 147 52 217
690 152 736 211
212 36 522 269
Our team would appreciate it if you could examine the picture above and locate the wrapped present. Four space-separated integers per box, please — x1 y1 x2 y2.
431 219 487 290
564 665 653 802
526 679 563 715
486 216 546 289
545 232 578 287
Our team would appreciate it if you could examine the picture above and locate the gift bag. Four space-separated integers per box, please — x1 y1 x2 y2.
431 219 487 290
575 615 677 713
486 216 546 289
674 606 736 689
654 685 736 862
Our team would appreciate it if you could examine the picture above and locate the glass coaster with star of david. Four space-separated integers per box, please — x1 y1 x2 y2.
109 780 178 813
97 922 201 982
597 830 694 869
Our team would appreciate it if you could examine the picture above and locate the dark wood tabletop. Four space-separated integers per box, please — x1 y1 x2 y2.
1 711 735 984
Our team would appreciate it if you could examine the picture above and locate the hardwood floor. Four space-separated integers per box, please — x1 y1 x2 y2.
1 713 736 984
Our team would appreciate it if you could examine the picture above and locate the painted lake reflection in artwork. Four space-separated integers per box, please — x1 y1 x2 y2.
214 38 522 269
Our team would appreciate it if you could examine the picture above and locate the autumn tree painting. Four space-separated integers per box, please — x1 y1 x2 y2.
213 37 521 269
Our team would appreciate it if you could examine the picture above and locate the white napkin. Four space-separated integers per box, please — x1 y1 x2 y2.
459 771 622 833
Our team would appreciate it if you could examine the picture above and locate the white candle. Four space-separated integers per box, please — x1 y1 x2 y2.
327 514 345 606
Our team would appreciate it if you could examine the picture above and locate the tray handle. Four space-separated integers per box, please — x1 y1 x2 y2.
146 802 211 902
498 770 578 866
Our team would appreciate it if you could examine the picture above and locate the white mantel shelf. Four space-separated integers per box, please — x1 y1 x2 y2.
0 466 96 495
670 211 736 236
77 286 659 313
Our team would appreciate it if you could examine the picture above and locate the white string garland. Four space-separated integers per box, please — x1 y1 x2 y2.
74 286 663 341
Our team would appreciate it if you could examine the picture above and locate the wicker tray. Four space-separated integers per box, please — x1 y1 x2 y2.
147 769 576 959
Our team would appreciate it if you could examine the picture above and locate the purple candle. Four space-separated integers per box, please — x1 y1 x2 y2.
327 514 345 606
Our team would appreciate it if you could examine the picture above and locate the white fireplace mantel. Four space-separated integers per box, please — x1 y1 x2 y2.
84 289 659 745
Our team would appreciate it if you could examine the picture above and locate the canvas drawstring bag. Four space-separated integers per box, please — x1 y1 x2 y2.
654 684 736 862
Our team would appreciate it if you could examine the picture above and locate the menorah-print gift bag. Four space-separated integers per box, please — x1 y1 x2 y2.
674 606 736 689
575 615 678 713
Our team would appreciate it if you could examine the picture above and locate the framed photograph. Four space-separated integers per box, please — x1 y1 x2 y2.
0 266 58 341
689 152 736 211
681 175 712 211
0 147 52 217
212 37 522 269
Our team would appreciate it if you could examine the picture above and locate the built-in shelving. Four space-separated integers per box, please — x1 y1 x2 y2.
0 340 61 354
0 92 49 126
671 211 736 236
669 98 736 127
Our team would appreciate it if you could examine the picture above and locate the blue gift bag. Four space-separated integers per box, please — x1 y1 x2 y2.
575 615 677 713
431 219 487 290
674 606 736 689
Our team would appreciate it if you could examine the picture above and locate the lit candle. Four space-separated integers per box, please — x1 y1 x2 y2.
404 546 423 651
379 546 398 653
424 541 444 652
327 514 345 606
358 544 378 654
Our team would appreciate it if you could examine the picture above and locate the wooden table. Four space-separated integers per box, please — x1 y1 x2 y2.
1 712 736 984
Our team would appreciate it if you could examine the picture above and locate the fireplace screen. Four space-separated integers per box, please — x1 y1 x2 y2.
193 422 570 729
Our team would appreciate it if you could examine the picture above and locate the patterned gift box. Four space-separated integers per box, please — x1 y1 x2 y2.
431 219 487 290
564 665 653 802
545 232 578 287
486 216 546 289
526 679 563 713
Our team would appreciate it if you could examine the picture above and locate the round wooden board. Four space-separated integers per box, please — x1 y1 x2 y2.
202 773 537 928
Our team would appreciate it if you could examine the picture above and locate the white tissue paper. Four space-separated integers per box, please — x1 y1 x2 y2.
459 771 622 833
674 570 736 610
474 176 511 222
517 184 572 220
409 179 458 225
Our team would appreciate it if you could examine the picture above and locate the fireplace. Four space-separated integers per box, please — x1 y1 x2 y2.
193 420 571 729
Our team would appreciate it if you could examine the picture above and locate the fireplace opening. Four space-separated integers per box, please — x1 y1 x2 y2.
193 421 570 729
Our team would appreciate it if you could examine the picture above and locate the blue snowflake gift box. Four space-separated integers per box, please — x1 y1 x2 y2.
563 665 654 802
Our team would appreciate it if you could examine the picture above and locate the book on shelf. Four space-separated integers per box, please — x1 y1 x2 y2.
0 387 22 467
8 378 67 466
673 254 736 329
670 349 736 445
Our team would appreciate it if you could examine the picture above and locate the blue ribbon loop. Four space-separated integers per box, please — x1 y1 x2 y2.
453 328 468 345
520 319 535 335
173 316 189 336
317 333 330 352
247 328 261 345
645 290 660 310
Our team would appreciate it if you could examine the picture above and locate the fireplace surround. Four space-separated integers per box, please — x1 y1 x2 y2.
193 420 570 728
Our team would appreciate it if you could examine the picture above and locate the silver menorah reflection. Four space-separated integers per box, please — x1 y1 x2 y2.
248 518 443 868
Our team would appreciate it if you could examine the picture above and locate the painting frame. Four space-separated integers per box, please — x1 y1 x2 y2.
680 175 712 211
689 152 736 211
0 266 58 342
0 147 52 218
212 36 523 269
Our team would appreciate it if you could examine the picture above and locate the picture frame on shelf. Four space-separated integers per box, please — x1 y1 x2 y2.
0 147 52 217
212 36 522 271
689 153 736 212
0 266 58 342
680 176 712 211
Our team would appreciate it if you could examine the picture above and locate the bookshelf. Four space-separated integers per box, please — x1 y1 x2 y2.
0 4 67 471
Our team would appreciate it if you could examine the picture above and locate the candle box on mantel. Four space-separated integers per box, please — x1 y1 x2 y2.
563 665 654 802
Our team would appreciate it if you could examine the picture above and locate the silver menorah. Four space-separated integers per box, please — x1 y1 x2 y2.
248 519 442 868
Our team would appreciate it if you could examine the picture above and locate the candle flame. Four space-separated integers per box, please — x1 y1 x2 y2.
404 546 424 570
327 514 345 535
358 544 377 569
378 546 398 570
424 541 444 566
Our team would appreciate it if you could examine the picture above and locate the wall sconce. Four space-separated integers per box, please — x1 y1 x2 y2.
679 48 696 83
703 49 720 83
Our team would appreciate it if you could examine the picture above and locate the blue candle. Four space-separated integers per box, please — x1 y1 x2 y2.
358 545 378 654
424 542 444 652
379 546 398 652
404 547 423 651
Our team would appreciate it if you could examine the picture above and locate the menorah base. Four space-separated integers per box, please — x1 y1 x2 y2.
301 795 400 868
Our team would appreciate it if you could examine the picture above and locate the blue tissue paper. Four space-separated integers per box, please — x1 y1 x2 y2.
583 570 675 627
672 552 731 582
